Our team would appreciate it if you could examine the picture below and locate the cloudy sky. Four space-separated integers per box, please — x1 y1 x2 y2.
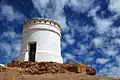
0 0 120 77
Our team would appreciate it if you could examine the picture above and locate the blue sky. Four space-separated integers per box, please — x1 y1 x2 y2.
0 0 120 77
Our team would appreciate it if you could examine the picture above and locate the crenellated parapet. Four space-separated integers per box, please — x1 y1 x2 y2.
23 18 62 32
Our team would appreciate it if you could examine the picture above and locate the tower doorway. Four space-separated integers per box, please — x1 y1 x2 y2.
29 42 36 62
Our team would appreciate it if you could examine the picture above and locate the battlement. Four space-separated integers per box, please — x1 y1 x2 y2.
23 18 62 32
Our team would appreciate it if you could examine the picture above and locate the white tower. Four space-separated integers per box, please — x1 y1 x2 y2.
18 18 63 63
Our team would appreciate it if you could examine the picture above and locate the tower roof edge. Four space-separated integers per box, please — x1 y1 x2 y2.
23 18 62 32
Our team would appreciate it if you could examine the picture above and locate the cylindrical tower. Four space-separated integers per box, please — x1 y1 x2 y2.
18 18 63 63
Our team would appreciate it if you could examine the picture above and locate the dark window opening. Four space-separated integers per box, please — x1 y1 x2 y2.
29 42 36 62
34 21 36 23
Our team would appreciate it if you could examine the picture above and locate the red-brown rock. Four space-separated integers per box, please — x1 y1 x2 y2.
7 60 96 75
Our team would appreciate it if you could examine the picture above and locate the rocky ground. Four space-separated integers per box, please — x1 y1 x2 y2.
7 60 96 75
0 60 119 80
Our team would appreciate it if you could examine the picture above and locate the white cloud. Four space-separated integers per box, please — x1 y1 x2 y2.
104 47 118 56
69 0 95 12
76 44 88 55
1 5 26 22
115 55 120 66
108 67 120 77
63 34 75 45
96 58 109 64
105 63 114 69
0 42 11 56
94 17 113 34
31 0 50 17
1 5 15 21
61 41 67 50
72 49 81 56
109 0 120 15
79 45 87 52
98 66 120 77
11 42 21 58
1 31 16 39
84 57 94 63
12 43 21 52
88 6 113 35
98 67 109 76
88 6 101 17
63 53 76 63
0 30 21 60
113 38 120 44
92 37 104 48
111 28 119 37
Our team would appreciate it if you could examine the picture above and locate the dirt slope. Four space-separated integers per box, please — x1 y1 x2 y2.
0 72 120 80
23 73 120 80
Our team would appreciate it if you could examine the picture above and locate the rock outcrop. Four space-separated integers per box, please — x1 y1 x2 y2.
7 60 96 75
65 62 96 75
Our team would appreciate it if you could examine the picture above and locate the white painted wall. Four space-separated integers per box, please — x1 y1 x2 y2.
18 19 63 63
